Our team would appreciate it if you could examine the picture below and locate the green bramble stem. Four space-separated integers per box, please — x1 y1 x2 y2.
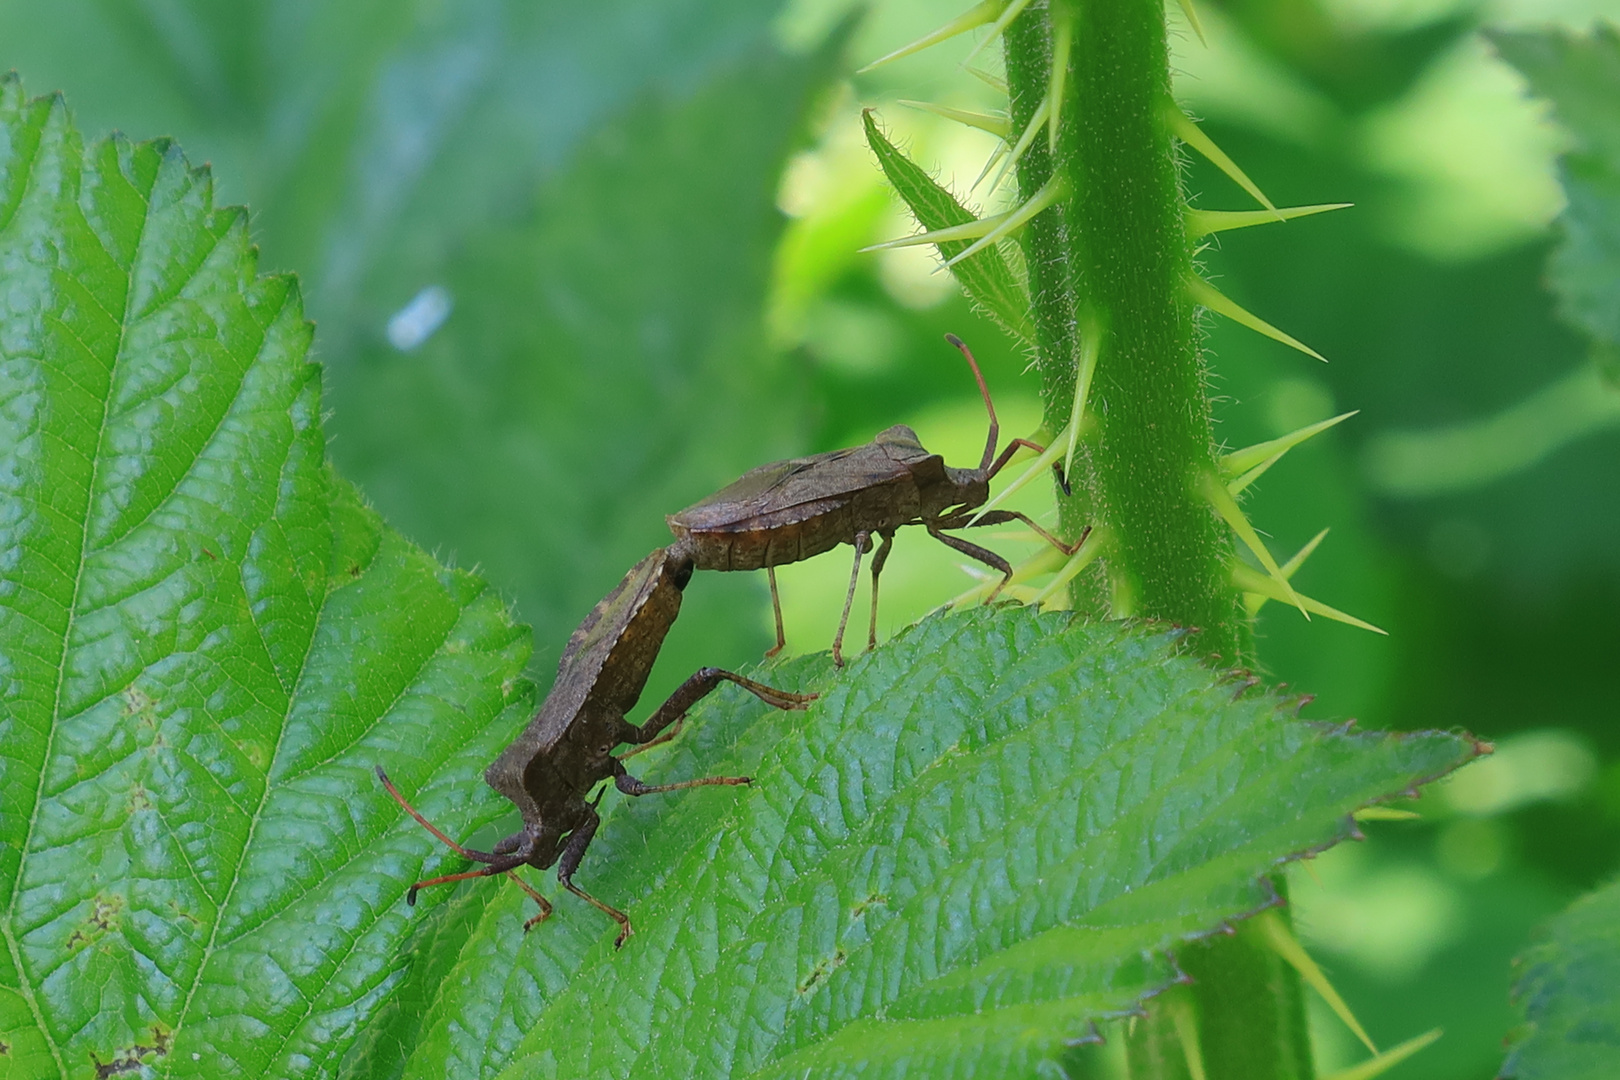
1009 0 1242 659
1005 2 1311 1078
1001 11 1108 615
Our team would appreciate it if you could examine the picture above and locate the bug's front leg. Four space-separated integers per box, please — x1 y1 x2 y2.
376 766 551 921
938 510 1089 557
925 522 1015 600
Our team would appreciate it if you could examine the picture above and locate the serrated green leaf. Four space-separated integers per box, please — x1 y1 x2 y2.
863 110 1035 344
1501 876 1620 1080
376 608 1473 1079
0 76 533 1080
1490 25 1620 351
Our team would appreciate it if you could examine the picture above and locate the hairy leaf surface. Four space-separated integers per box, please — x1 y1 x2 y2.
0 77 532 1080
1502 876 1620 1079
373 609 1475 1080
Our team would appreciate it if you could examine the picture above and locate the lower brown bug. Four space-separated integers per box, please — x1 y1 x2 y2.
378 544 813 946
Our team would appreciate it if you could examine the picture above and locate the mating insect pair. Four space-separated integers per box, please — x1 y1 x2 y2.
380 335 1077 943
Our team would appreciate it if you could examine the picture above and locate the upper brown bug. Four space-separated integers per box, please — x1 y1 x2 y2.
667 334 1082 664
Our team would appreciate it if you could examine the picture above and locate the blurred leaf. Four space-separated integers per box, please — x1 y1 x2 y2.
1209 0 1475 114
0 0 795 336
1501 876 1620 1079
0 79 532 1078
327 30 844 684
1490 24 1620 354
367 607 1476 1079
1337 26 1620 551
1363 364 1620 496
862 109 1035 344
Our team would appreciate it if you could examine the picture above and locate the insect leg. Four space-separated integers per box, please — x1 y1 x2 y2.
406 861 525 904
377 766 498 862
615 711 686 759
556 808 632 947
520 887 556 931
764 565 786 657
925 523 1014 601
983 438 1072 494
942 510 1090 556
866 530 895 652
612 758 751 796
377 766 550 919
624 667 815 752
832 531 871 667
984 437 1044 478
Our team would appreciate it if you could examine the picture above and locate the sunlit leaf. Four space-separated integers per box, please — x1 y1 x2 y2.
372 609 1475 1080
0 77 532 1080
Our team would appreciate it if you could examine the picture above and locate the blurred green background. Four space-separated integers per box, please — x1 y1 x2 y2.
4 0 1615 1076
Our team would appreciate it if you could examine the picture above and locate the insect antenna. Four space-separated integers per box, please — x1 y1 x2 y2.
376 765 487 859
945 333 1000 472
375 765 552 915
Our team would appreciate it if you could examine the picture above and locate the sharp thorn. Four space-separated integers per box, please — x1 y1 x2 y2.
1188 276 1326 362
987 90 1050 192
962 0 1033 67
1047 16 1072 155
1176 0 1208 44
860 211 1010 253
942 172 1066 269
1187 203 1353 237
858 0 1005 74
1201 473 1309 618
1167 106 1280 215
898 99 1011 138
1232 562 1387 634
1223 412 1357 491
1257 910 1378 1056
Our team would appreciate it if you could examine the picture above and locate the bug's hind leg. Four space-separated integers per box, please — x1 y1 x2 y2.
764 565 786 657
612 756 752 798
866 530 894 652
832 531 871 667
